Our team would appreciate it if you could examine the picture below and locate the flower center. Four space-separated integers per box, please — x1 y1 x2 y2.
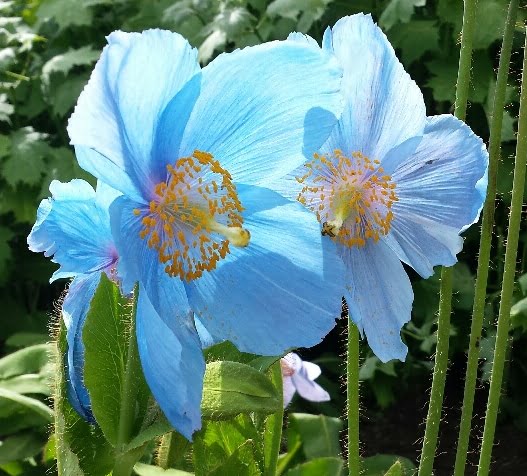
296 149 397 248
134 150 250 282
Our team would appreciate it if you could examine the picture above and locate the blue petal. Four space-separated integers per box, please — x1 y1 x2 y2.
385 114 489 278
186 185 346 355
27 180 116 282
320 14 426 161
136 287 205 440
68 30 200 199
172 40 343 185
62 274 101 422
109 195 191 317
340 239 413 362
286 31 320 48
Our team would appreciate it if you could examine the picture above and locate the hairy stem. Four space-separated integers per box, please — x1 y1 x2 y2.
264 361 284 476
347 320 360 476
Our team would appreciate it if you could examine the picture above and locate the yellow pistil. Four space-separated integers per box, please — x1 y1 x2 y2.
134 150 249 282
296 149 398 248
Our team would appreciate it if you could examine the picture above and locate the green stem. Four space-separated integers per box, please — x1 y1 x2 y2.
418 1 478 474
264 361 284 476
477 28 527 476
347 320 360 476
157 432 189 470
453 1 519 474
113 286 142 476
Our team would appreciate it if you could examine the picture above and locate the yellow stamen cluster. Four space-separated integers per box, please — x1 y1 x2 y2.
135 150 249 282
296 149 398 248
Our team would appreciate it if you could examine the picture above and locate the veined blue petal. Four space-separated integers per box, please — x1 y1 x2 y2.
320 14 426 161
62 274 101 422
68 30 200 198
386 114 489 278
109 195 191 317
174 40 343 185
186 185 346 355
340 239 413 362
27 180 116 282
136 287 204 440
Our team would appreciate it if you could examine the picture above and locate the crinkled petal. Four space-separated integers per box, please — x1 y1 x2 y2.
291 372 330 403
62 274 101 422
283 377 296 407
109 196 191 318
186 185 346 355
68 30 200 199
340 239 413 362
173 40 343 185
320 14 425 161
136 287 204 440
27 179 116 282
386 114 489 278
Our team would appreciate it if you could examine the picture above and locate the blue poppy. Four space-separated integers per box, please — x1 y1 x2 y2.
27 179 120 421
281 14 488 362
65 30 347 439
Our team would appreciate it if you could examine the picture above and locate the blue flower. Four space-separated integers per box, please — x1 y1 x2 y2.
27 179 120 421
66 30 347 439
281 15 489 362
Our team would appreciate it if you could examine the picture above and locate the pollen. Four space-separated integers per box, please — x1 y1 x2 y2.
133 150 249 282
296 150 398 248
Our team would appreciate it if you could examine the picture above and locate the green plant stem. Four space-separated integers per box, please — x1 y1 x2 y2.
477 28 527 476
347 320 360 476
113 286 142 476
418 1 478 475
157 431 189 469
453 1 519 474
264 360 284 476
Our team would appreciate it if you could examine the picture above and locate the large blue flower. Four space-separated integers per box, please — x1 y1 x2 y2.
65 30 347 438
27 179 120 421
280 14 489 362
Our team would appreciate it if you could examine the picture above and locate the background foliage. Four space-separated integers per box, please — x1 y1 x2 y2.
0 0 526 474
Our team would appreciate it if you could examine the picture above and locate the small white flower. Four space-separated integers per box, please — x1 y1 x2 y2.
280 353 330 407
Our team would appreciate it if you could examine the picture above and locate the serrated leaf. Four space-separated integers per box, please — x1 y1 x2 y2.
287 413 343 460
83 274 149 446
284 457 344 476
201 361 281 419
42 47 99 86
36 0 93 31
379 0 425 30
2 127 50 186
388 20 439 65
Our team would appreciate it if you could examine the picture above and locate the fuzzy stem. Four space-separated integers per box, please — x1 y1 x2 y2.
263 361 284 476
347 319 360 476
417 1 478 474
477 27 527 476
453 1 519 474
157 432 189 469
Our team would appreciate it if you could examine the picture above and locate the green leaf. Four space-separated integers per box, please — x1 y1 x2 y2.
134 463 194 475
0 226 13 283
0 432 46 465
0 344 51 379
83 274 149 446
201 361 281 419
0 184 37 223
388 20 439 65
362 455 416 475
0 373 51 395
0 93 14 123
287 413 343 460
41 47 99 86
283 457 344 476
2 127 50 187
0 388 53 424
379 0 425 30
511 297 527 332
36 0 93 31
473 0 507 49
47 74 89 117
266 0 333 32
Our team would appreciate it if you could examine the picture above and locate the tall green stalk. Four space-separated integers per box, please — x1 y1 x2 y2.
417 1 478 474
347 320 361 476
264 361 284 476
477 28 527 476
453 1 519 474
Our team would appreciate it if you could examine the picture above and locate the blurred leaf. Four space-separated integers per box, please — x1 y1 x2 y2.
519 273 527 295
83 274 149 446
41 47 99 86
283 457 344 476
0 373 51 395
134 463 194 475
201 360 281 419
47 74 88 117
36 0 93 31
198 30 226 63
0 93 14 123
480 330 497 382
287 413 343 459
426 57 457 102
379 0 425 30
0 344 50 379
511 297 527 332
2 127 50 187
0 225 13 282
473 0 507 49
384 461 403 475
362 454 416 475
0 388 53 425
267 0 333 32
0 432 45 465
0 183 37 222
5 332 48 348
208 440 260 476
389 20 439 65
359 356 397 380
